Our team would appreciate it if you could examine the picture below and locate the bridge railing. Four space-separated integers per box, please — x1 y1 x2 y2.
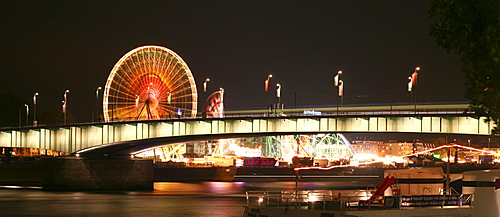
1 103 469 131
224 108 467 118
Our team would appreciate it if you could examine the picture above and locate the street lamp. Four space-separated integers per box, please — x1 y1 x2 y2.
334 71 343 115
24 104 29 126
203 78 210 118
219 87 225 118
96 87 101 122
334 71 342 87
265 74 273 115
33 93 38 126
338 80 344 105
410 67 420 112
62 101 66 124
408 76 413 108
63 89 69 124
276 83 281 114
203 78 210 93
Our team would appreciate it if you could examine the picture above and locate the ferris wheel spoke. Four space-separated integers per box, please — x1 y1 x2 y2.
107 87 138 101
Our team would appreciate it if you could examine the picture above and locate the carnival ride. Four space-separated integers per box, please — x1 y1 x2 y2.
205 89 225 118
135 133 356 164
103 45 198 122
264 134 355 162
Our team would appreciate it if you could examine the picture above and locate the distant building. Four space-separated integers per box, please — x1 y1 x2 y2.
350 140 384 156
383 142 411 156
383 141 435 157
350 140 435 157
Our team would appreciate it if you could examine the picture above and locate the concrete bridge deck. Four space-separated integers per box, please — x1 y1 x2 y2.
0 103 492 155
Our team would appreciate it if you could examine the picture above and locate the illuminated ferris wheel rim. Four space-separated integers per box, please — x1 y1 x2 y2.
103 45 198 122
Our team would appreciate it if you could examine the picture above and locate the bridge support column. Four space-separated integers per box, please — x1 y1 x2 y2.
42 157 153 191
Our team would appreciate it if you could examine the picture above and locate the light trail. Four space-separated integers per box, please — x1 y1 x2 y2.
294 143 497 171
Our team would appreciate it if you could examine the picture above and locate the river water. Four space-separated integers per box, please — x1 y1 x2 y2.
0 181 373 217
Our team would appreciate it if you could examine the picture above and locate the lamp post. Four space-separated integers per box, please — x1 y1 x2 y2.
203 78 210 93
445 145 451 195
408 76 413 109
334 71 342 115
265 74 272 115
219 87 225 118
203 78 210 118
33 93 38 126
63 89 69 124
410 67 420 112
334 70 342 87
276 83 281 115
338 80 344 106
24 104 29 126
96 87 101 122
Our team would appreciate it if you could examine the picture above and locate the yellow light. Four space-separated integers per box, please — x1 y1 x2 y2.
350 161 360 166
308 194 320 202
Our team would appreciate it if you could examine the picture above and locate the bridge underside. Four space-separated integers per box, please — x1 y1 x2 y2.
0 115 493 155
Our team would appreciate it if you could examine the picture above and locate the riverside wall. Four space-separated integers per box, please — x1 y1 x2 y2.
42 157 154 191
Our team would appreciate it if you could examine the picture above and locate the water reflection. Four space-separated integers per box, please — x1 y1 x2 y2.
0 181 372 216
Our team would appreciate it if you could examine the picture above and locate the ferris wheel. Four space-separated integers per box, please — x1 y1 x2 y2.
103 45 198 122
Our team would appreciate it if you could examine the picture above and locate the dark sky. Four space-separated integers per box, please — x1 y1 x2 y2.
0 0 464 122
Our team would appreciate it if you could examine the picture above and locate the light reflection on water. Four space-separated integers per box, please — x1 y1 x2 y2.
0 181 372 217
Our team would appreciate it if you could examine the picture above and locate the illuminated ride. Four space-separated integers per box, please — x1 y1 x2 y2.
205 89 225 118
103 45 198 122
264 133 355 162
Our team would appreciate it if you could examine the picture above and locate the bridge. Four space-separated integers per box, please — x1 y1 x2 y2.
0 103 493 156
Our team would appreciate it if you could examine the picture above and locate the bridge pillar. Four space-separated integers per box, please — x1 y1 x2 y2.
42 157 153 191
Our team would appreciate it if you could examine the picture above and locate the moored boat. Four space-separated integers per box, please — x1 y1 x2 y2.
243 167 480 217
154 161 236 182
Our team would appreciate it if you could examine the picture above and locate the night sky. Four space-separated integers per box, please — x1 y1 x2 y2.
0 1 464 123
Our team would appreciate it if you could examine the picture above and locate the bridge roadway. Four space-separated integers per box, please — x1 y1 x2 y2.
0 103 493 157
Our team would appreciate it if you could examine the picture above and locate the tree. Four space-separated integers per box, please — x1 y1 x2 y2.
429 0 500 134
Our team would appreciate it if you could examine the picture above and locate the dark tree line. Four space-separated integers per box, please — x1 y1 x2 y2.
429 0 500 134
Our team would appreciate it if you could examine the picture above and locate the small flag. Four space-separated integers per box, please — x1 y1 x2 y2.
408 79 413 92
276 84 281 98
265 78 270 92
338 80 344 97
334 74 340 86
167 92 171 104
411 71 418 86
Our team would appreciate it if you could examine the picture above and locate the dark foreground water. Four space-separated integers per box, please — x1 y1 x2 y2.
0 181 374 217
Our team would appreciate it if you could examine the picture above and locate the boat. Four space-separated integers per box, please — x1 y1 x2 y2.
153 161 236 182
242 167 486 217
